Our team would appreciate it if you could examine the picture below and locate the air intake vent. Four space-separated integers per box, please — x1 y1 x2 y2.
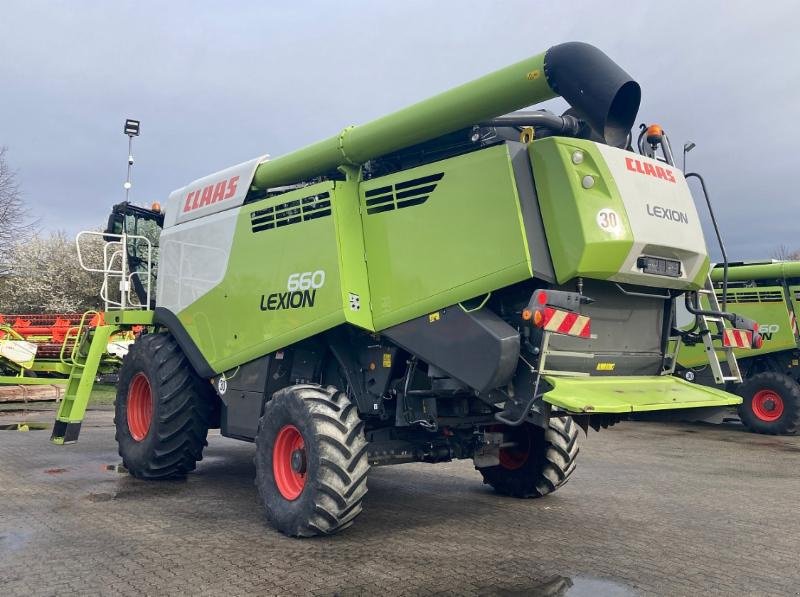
251 191 331 233
716 290 784 304
364 173 444 215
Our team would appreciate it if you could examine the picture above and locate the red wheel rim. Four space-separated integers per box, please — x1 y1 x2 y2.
273 424 307 500
127 372 153 441
752 389 785 422
498 426 531 470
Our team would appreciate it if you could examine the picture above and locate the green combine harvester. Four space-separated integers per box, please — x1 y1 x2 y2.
677 261 800 434
52 42 758 537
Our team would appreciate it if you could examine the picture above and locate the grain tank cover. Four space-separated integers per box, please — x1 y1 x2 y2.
163 155 268 228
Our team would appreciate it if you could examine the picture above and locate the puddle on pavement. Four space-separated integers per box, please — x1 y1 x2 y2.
479 575 638 596
0 529 33 552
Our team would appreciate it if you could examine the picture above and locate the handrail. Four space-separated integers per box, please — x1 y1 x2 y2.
75 231 152 310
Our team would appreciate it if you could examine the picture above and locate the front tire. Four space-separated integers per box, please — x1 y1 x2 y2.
115 333 214 479
255 385 369 537
479 417 579 498
738 372 800 435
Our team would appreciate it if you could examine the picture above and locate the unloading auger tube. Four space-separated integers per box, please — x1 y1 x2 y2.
251 42 641 190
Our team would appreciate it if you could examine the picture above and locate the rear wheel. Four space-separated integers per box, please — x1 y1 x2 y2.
738 372 800 435
479 416 579 498
255 385 369 537
115 333 215 478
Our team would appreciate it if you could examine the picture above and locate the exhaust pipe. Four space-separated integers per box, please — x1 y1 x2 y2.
252 42 641 190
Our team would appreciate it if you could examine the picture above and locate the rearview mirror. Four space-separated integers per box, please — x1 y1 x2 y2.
104 212 125 241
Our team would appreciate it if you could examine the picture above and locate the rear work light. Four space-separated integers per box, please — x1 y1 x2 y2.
637 256 681 278
522 289 592 339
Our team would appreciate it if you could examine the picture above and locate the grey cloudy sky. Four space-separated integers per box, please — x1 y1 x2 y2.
1 1 798 260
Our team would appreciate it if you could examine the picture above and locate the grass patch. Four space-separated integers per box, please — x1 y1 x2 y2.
89 383 117 406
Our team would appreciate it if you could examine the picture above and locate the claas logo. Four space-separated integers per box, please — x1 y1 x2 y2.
183 175 239 213
625 157 676 183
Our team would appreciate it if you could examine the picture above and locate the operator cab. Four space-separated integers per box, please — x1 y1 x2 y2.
104 202 164 308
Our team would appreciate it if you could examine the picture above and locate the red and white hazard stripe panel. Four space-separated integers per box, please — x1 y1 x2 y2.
542 307 591 338
789 310 798 336
722 328 753 349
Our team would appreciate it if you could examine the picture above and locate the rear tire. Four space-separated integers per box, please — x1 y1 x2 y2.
255 385 369 537
479 416 579 498
738 372 800 435
115 333 214 479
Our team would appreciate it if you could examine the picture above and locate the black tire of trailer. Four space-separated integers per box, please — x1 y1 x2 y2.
114 333 215 478
254 385 370 537
737 371 800 435
479 416 579 498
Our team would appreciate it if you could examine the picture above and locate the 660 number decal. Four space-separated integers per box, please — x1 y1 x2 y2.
287 270 325 291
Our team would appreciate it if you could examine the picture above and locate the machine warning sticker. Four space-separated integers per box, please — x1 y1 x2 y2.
349 292 361 311
596 208 622 234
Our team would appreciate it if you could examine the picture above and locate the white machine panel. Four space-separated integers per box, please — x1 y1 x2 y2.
163 155 268 228
596 144 709 288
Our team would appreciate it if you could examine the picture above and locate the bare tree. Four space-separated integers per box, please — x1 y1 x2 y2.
772 244 800 261
0 147 36 275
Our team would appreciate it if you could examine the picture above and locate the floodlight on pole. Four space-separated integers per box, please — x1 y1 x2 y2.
683 141 695 172
123 119 140 204
124 119 140 136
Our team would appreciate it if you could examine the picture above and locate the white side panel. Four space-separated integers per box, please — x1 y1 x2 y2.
163 155 268 228
157 208 239 313
596 144 709 288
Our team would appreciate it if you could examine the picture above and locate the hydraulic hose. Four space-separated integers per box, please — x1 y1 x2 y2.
480 111 585 137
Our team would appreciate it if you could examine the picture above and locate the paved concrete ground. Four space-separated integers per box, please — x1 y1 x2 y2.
1 409 799 596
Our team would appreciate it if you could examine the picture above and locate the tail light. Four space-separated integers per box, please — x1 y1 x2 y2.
523 289 591 339
753 333 764 349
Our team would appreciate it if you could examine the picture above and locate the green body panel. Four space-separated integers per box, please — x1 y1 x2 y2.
361 145 532 329
178 147 536 364
529 138 633 283
252 54 553 190
678 285 799 368
105 311 154 326
333 167 373 331
543 375 741 413
178 182 349 372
